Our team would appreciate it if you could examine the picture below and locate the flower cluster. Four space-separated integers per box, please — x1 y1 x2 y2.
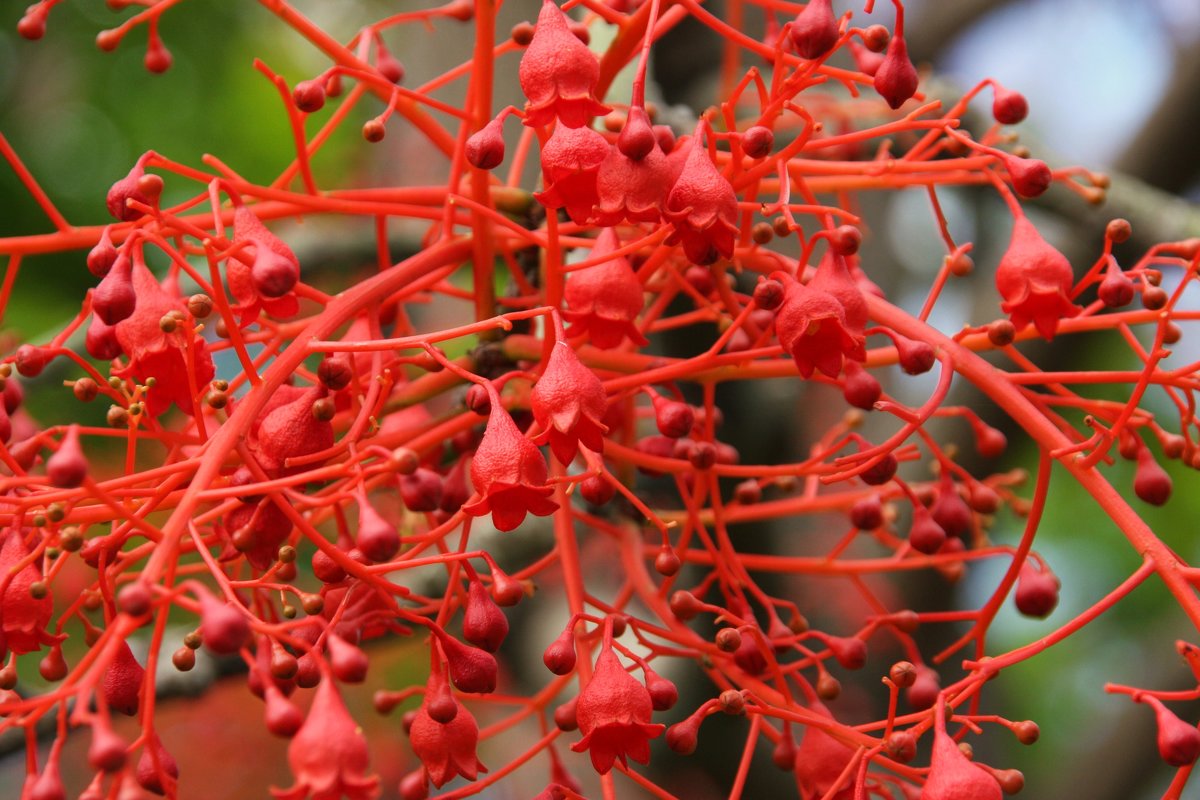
1 1 1197 799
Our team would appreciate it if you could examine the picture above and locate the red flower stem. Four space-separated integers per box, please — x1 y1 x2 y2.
137 238 472 586
0 133 70 232
258 0 457 156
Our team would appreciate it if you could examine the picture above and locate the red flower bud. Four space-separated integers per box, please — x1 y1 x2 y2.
850 494 883 530
992 83 1029 125
198 588 251 655
1144 695 1200 767
652 395 694 439
265 685 304 737
905 665 940 711
1004 154 1052 199
86 315 123 361
435 629 498 694
329 633 369 683
47 425 87 488
355 492 400 562
1014 562 1059 618
1134 445 1172 506
543 626 577 674
909 505 946 555
874 34 918 109
466 116 506 170
292 78 326 113
106 161 152 221
87 226 118 278
135 733 179 795
789 0 838 59
462 576 509 652
617 106 656 161
88 717 128 773
101 640 145 716
842 360 881 410
930 474 972 538
93 249 137 325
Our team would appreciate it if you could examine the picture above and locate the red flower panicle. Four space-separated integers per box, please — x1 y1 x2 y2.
995 215 1081 339
531 326 608 464
273 678 380 800
113 264 215 417
563 228 647 349
519 0 611 128
664 125 739 265
570 643 664 774
463 389 558 531
535 123 609 225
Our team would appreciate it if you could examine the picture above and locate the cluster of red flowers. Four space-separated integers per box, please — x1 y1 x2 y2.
2 0 1199 798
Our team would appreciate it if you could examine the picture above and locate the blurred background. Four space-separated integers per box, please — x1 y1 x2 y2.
2 1 1200 797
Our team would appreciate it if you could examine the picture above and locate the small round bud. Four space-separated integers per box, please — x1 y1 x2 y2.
889 661 917 688
1013 720 1040 745
187 293 214 319
73 377 99 402
719 689 745 715
753 278 784 310
511 21 535 45
741 126 774 159
987 319 1015 347
715 627 742 652
363 119 386 142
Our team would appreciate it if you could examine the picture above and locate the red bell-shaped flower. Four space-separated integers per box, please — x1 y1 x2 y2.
592 142 670 226
272 678 380 800
570 644 664 774
922 703 1002 800
463 389 558 532
774 274 864 378
794 702 855 800
534 124 609 225
0 530 53 654
531 328 608 464
252 386 335 477
664 125 739 265
563 228 647 349
519 0 611 128
995 216 1080 339
409 683 488 788
113 264 215 417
